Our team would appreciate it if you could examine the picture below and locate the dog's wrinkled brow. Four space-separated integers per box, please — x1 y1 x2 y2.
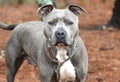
50 18 58 23
48 18 58 25
64 18 73 24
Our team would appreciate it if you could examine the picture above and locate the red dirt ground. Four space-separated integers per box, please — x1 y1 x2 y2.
0 0 120 82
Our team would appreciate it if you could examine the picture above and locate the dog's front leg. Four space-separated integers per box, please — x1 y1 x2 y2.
41 78 51 82
75 68 86 82
38 63 55 82
39 69 54 82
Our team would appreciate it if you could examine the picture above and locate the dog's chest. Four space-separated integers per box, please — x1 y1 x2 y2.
59 60 76 82
56 48 76 82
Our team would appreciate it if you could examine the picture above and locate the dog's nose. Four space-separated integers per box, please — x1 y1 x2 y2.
55 28 67 42
55 28 67 39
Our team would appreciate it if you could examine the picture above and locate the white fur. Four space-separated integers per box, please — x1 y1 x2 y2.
56 48 76 82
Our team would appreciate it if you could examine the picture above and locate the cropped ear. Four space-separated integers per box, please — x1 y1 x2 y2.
67 4 87 16
38 4 54 16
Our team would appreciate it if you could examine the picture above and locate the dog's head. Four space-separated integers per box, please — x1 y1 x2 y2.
38 4 86 47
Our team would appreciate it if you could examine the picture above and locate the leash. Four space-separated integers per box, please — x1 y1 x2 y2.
47 37 78 81
54 50 76 80
47 46 77 81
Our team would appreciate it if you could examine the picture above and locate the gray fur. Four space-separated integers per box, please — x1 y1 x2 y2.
0 4 88 82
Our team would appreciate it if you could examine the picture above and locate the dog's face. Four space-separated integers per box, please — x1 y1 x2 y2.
39 4 86 46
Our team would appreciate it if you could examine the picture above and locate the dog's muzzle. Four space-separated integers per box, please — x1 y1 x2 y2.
55 28 67 45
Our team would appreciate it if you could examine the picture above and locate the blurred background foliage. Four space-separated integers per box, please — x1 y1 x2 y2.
0 0 107 6
0 0 35 5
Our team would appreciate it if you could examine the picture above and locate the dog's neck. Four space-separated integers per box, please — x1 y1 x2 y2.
46 35 79 63
56 46 68 63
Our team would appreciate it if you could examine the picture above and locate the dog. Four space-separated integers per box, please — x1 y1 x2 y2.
0 4 88 82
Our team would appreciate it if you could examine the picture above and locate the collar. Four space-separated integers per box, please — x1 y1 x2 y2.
47 38 78 63
47 46 58 63
46 35 79 63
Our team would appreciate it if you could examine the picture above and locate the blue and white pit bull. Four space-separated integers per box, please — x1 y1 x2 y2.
0 4 88 82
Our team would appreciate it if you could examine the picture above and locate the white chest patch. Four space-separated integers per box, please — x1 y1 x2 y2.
56 47 76 82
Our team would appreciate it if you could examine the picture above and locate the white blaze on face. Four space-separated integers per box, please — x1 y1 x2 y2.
56 46 76 82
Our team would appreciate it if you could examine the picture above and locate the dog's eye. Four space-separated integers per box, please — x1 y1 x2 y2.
67 21 73 25
64 19 74 26
65 21 74 26
48 19 58 26
48 21 54 25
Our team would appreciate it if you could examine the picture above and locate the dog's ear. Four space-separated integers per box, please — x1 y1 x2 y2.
38 4 54 16
67 4 87 16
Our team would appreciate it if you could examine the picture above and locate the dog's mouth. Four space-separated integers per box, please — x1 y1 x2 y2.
55 36 68 45
55 43 68 50
54 39 68 49
55 40 68 47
